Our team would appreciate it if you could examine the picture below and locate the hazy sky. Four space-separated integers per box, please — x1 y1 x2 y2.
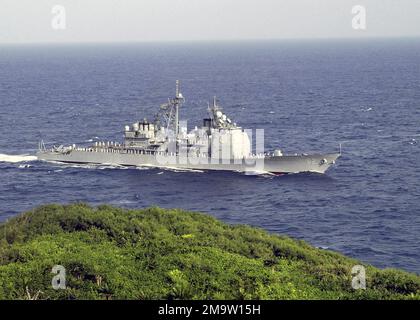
1 0 419 43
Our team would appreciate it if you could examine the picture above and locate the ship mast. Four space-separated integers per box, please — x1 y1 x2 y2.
175 80 180 136
154 80 184 136
174 80 185 136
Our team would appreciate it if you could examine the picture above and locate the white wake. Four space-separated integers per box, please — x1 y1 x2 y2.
0 153 37 163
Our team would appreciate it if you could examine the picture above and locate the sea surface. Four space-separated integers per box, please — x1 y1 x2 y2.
0 39 419 273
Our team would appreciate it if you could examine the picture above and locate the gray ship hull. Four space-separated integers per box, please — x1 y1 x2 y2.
36 149 340 174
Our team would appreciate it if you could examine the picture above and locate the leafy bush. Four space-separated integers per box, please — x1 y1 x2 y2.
0 204 418 300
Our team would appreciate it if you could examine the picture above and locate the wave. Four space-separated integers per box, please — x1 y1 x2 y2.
134 164 203 173
135 166 152 171
112 199 137 205
97 164 128 170
42 160 149 171
18 164 33 168
47 162 128 171
360 106 373 112
85 137 100 142
243 170 275 177
0 153 37 163
43 161 94 169
162 167 204 173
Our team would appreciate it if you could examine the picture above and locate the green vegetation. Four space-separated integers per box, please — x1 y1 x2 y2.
0 204 418 300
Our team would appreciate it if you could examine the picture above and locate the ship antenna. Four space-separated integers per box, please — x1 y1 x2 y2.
175 80 179 136
174 80 184 137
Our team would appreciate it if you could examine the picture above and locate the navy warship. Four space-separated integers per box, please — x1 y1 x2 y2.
37 81 340 174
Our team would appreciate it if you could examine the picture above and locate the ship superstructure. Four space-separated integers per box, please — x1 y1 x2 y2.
37 81 340 174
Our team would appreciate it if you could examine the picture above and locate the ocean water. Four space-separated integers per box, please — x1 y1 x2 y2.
0 39 419 273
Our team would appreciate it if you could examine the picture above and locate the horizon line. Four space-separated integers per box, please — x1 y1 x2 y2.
1 35 420 46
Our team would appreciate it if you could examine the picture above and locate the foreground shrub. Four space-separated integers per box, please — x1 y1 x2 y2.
0 204 418 300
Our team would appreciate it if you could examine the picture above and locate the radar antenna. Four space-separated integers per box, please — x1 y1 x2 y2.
208 96 236 129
